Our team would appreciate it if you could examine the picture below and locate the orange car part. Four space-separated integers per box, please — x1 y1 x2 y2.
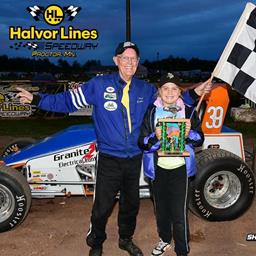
201 83 230 134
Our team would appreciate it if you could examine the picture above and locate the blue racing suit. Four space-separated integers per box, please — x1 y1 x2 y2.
34 73 156 157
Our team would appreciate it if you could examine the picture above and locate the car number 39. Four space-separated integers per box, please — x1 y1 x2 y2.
205 106 224 129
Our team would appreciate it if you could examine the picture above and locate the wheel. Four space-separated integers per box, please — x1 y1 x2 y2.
189 148 255 221
1 138 36 157
0 164 31 232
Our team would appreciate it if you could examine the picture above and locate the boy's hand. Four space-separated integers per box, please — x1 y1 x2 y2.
185 120 191 137
155 127 162 140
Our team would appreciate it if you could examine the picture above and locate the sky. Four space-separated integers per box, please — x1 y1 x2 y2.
0 0 254 65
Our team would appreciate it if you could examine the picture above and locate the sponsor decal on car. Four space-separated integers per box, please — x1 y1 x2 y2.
53 148 90 161
52 144 97 168
29 177 47 190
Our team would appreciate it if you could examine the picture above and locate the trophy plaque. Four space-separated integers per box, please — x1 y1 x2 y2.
157 118 190 157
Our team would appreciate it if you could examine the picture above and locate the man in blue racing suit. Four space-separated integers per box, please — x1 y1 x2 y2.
16 41 212 256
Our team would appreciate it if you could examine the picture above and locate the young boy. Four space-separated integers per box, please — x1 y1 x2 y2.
138 73 204 256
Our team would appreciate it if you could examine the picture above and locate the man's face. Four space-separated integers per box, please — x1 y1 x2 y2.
113 48 139 81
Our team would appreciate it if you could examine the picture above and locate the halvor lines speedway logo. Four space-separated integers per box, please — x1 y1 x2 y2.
9 4 98 58
0 88 35 118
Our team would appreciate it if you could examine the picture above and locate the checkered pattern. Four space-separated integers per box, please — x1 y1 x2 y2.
213 3 256 103
9 42 23 50
9 42 39 50
26 5 44 21
27 42 38 49
63 5 82 21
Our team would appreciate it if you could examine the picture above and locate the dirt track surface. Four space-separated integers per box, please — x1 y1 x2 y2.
0 197 256 256
0 136 256 256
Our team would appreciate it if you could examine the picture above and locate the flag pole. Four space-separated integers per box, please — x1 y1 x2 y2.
126 0 131 41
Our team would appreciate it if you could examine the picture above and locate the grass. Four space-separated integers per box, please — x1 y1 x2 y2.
225 121 256 139
0 115 255 159
224 113 256 139
0 116 92 139
0 115 255 139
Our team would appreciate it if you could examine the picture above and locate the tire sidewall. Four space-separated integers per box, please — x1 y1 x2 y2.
2 138 35 158
190 156 255 221
0 172 29 232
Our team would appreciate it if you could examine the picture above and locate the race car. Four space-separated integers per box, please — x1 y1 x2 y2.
0 83 255 233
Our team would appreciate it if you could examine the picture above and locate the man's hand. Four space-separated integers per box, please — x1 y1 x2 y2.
194 78 213 96
16 87 33 104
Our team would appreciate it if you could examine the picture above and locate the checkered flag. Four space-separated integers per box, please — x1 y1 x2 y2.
213 2 256 103
63 5 82 21
26 5 44 21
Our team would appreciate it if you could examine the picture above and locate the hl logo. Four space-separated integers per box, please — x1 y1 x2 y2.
27 5 81 26
44 5 64 26
246 233 256 241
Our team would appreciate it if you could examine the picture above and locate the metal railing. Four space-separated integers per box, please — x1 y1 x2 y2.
245 98 256 108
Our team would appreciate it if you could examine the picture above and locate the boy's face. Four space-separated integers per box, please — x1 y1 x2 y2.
159 82 181 106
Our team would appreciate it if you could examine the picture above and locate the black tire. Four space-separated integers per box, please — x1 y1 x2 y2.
189 148 255 221
1 138 36 158
0 164 31 232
